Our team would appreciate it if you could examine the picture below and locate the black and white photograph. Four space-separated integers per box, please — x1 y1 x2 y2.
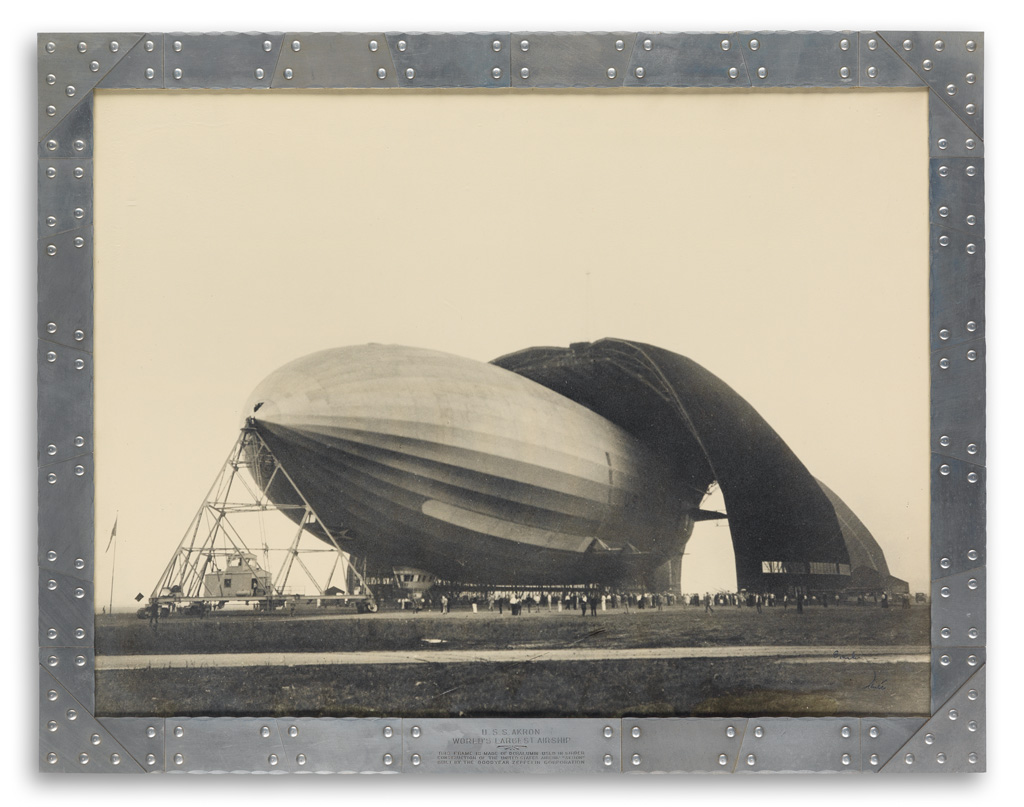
89 85 931 720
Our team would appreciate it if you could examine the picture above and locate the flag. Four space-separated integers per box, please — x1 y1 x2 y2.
105 515 118 553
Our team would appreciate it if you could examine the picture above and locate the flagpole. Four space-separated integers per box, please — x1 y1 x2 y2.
108 513 118 615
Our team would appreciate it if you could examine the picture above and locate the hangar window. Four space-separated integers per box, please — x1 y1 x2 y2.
810 562 840 575
838 564 852 576
761 561 807 574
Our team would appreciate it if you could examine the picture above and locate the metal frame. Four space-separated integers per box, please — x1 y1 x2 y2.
37 30 985 774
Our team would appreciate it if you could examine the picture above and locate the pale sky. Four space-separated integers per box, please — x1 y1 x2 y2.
93 87 929 608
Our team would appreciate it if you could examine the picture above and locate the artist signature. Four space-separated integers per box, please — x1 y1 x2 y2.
832 650 861 660
863 670 888 691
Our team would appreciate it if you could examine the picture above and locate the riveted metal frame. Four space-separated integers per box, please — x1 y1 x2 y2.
37 30 985 774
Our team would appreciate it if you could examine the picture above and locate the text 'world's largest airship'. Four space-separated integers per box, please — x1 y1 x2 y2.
243 339 901 594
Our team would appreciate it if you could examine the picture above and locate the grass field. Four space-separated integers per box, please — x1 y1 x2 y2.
95 604 930 718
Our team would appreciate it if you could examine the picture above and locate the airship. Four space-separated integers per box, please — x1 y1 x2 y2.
243 339 902 594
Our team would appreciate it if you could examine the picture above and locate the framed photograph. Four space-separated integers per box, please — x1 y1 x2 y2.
37 29 985 774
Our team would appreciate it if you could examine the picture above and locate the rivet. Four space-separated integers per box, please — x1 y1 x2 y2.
74 465 85 477
288 725 298 738
615 39 624 51
74 655 85 668
46 41 56 53
291 40 300 52
868 38 878 50
74 557 85 570
79 753 89 765
603 726 613 738
47 473 57 484
604 754 613 766
945 83 958 97
73 141 85 153
520 40 529 52
841 726 851 738
47 753 58 765
939 358 949 370
383 753 393 765
89 61 99 72
411 726 421 738
966 138 976 150
841 753 851 766
905 753 914 765
726 726 735 737
938 205 949 218
937 752 947 764
46 720 58 732
146 753 156 765
967 214 977 225
968 720 978 731
966 40 977 52
925 733 934 744
109 38 120 52
940 557 951 569
74 358 85 369
284 68 294 80
968 752 979 764
643 39 652 51
297 754 306 765
966 320 977 331
746 754 756 766
966 103 976 115
757 67 768 79
66 84 76 97
46 549 57 560
869 754 879 766
869 726 879 738
749 39 759 51
721 39 731 51
631 726 641 738
398 40 407 52
718 754 728 765
949 709 958 720
91 734 101 746
47 579 57 590
967 349 977 361
145 67 155 79
967 654 978 666
145 40 154 52
269 754 279 766
45 104 56 117
492 67 503 79
75 435 85 447
255 68 264 80
923 59 934 71
46 140 57 151
174 753 184 765
174 725 184 738
377 68 386 80
383 726 393 738
47 628 57 639
938 234 950 246
78 41 88 53
46 167 57 178
74 587 85 598
941 586 950 598
966 72 976 84
67 709 77 721
903 39 913 51
934 40 945 52
411 754 421 766
74 627 86 639
867 66 878 78
634 67 645 79
146 726 157 738
940 654 951 666
47 655 58 666
173 68 182 80
260 725 270 738
492 40 502 52
840 38 850 51
753 726 763 738
967 471 978 483
173 40 182 52
607 68 617 79
46 215 56 228
74 207 85 219
939 328 950 340
968 577 978 589
968 548 978 560
631 754 641 766
406 67 415 79
111 754 121 765
728 67 739 79
840 67 850 78
938 164 949 176
368 40 378 52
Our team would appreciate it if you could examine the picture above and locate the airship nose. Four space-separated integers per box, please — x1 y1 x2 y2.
241 351 335 428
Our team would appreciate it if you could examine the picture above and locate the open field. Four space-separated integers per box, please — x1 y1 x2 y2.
95 604 929 718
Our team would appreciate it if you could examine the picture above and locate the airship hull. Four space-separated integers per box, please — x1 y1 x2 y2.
245 345 700 586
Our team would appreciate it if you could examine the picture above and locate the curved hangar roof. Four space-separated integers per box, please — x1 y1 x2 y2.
493 338 891 589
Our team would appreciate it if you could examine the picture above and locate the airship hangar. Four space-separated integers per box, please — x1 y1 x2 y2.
194 338 906 601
